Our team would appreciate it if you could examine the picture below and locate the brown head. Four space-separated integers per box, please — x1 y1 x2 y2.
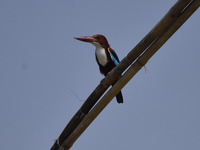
74 34 110 49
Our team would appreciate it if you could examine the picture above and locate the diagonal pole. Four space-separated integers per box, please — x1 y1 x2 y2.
59 1 200 149
50 0 200 149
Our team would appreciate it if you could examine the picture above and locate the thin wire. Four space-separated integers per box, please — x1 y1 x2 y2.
70 89 85 102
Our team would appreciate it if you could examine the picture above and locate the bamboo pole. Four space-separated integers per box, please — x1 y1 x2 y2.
59 1 200 149
50 0 199 149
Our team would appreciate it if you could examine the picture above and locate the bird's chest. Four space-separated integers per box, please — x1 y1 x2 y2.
95 48 108 66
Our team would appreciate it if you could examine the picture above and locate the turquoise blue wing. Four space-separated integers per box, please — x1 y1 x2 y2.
108 48 120 65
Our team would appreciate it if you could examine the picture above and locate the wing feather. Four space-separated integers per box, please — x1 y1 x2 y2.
108 48 120 65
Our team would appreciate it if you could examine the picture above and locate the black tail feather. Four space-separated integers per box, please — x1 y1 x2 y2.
116 91 123 103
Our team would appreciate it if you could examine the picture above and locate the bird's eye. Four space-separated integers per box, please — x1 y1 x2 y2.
95 36 100 39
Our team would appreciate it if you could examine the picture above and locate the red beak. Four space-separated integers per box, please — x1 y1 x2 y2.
74 36 96 43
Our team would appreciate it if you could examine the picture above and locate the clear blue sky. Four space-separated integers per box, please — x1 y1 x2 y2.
0 0 200 150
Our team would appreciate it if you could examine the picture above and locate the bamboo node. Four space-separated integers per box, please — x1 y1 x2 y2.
125 55 132 65
137 59 146 67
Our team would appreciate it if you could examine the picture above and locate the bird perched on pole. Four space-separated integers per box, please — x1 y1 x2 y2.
74 34 123 103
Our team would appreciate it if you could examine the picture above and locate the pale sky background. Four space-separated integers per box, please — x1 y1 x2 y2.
0 0 200 150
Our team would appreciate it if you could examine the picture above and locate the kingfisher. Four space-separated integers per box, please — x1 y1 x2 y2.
74 34 123 103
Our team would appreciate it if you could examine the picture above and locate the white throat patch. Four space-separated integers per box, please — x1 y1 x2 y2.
93 42 108 66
